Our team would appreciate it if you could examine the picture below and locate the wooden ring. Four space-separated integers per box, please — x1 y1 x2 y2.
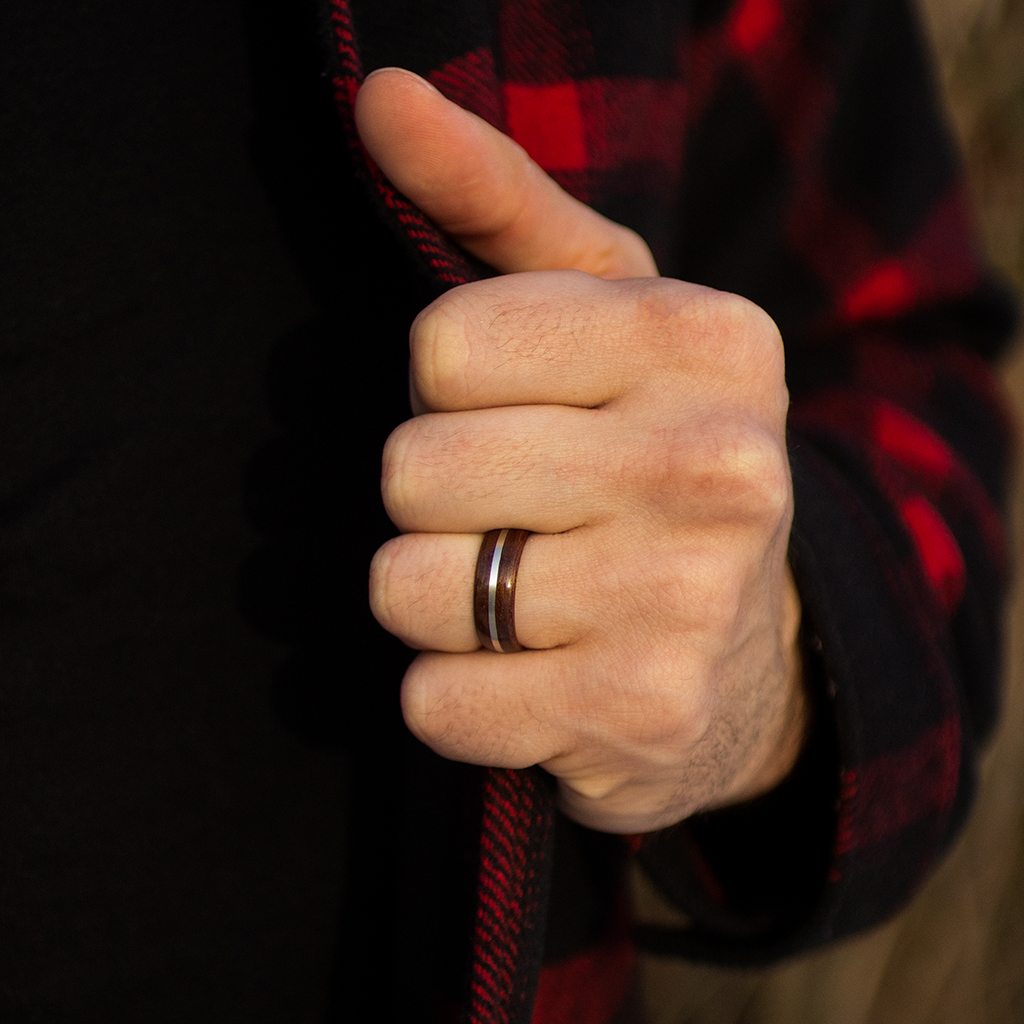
473 528 531 652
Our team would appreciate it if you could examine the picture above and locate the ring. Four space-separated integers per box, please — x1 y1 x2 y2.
474 528 531 653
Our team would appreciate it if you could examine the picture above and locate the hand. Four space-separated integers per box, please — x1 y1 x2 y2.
357 68 806 835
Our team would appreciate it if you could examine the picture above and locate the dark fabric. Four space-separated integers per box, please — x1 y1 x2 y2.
324 1 1019 1021
1 1 1018 1024
1 2 429 1020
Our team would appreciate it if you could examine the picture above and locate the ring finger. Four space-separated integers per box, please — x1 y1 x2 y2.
369 527 592 652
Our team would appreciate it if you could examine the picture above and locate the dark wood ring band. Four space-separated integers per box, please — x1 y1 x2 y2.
473 528 531 652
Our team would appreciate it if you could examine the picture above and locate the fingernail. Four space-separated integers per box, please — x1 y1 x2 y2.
363 66 441 94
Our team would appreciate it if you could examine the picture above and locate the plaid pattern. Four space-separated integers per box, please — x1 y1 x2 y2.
322 1 1019 1021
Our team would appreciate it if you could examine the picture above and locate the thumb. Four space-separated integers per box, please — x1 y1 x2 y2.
353 67 658 279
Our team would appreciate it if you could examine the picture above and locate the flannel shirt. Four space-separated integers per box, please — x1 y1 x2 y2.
323 1 1019 1023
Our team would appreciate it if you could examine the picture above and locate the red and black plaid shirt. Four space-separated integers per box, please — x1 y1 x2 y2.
323 1 1019 1022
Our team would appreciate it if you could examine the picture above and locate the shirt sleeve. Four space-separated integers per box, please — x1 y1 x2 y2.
633 0 1020 962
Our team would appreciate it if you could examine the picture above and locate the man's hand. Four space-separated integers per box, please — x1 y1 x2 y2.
356 68 805 835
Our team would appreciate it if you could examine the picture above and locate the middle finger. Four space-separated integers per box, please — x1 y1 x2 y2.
382 403 619 533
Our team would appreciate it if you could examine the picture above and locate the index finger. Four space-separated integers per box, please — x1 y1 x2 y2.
411 269 722 411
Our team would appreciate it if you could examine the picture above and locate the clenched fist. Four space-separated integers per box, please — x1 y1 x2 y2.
357 68 806 835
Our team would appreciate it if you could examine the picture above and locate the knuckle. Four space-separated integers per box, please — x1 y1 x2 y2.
730 425 793 519
400 659 516 765
381 414 489 527
399 658 453 748
720 294 787 385
707 290 779 347
369 535 466 644
379 420 424 527
631 277 697 357
369 534 431 629
690 421 792 524
367 536 408 635
409 291 474 409
629 281 785 382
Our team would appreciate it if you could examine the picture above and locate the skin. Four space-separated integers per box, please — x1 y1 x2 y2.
357 67 806 836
